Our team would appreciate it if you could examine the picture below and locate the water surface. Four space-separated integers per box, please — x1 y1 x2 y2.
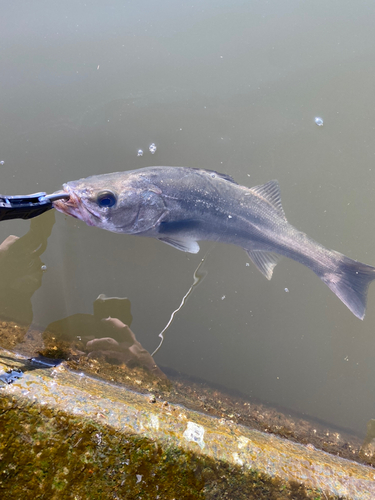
1 0 375 438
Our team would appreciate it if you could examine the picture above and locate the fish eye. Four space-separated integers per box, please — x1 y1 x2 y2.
96 191 117 208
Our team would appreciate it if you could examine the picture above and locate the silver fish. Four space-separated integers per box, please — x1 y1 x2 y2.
53 166 375 319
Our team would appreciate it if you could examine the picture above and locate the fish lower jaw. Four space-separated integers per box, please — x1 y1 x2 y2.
84 217 98 227
55 202 100 227
53 200 77 217
53 191 95 225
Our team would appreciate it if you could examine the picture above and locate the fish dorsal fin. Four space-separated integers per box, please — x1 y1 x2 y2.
249 180 286 219
195 168 238 184
159 236 200 254
246 250 282 280
209 171 238 184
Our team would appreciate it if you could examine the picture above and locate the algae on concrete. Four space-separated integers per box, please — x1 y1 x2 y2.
1 349 374 499
0 394 332 500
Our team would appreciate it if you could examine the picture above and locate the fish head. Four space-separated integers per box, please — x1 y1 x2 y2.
53 172 167 234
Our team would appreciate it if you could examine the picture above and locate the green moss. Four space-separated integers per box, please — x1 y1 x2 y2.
0 394 338 500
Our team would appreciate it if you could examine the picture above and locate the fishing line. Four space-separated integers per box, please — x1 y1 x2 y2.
151 249 211 357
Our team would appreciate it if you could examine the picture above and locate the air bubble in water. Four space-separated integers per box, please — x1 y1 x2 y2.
314 117 323 126
149 143 157 154
0 161 4 165
137 149 143 157
41 265 47 271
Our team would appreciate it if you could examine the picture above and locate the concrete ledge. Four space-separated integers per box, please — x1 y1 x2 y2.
0 349 374 499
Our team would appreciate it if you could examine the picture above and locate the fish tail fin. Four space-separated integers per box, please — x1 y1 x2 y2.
320 253 375 320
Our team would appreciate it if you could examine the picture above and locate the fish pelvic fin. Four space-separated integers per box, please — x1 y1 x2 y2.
159 236 200 253
249 180 286 220
321 253 375 320
246 250 282 280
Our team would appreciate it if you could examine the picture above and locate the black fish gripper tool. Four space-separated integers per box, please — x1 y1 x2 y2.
0 192 70 221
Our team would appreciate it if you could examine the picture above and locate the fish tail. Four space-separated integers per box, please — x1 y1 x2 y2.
320 252 375 320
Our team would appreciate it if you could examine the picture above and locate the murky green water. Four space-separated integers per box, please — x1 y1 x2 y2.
1 0 375 438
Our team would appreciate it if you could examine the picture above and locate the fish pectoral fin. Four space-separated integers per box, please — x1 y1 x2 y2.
159 236 200 254
249 180 286 220
246 250 282 280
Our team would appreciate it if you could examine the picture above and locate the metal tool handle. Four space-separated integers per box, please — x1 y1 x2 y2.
0 192 69 221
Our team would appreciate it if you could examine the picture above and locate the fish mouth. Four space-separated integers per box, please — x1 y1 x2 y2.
52 186 99 226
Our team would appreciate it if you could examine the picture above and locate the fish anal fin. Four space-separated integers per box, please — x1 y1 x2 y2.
249 180 286 219
159 236 200 254
246 250 282 280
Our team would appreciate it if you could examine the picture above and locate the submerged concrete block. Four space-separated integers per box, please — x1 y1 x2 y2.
0 349 374 499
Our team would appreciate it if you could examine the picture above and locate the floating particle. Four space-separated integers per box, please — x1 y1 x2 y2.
0 161 4 165
314 117 324 126
246 263 250 267
136 474 142 483
149 143 157 154
284 288 289 292
137 149 143 157
221 295 226 300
